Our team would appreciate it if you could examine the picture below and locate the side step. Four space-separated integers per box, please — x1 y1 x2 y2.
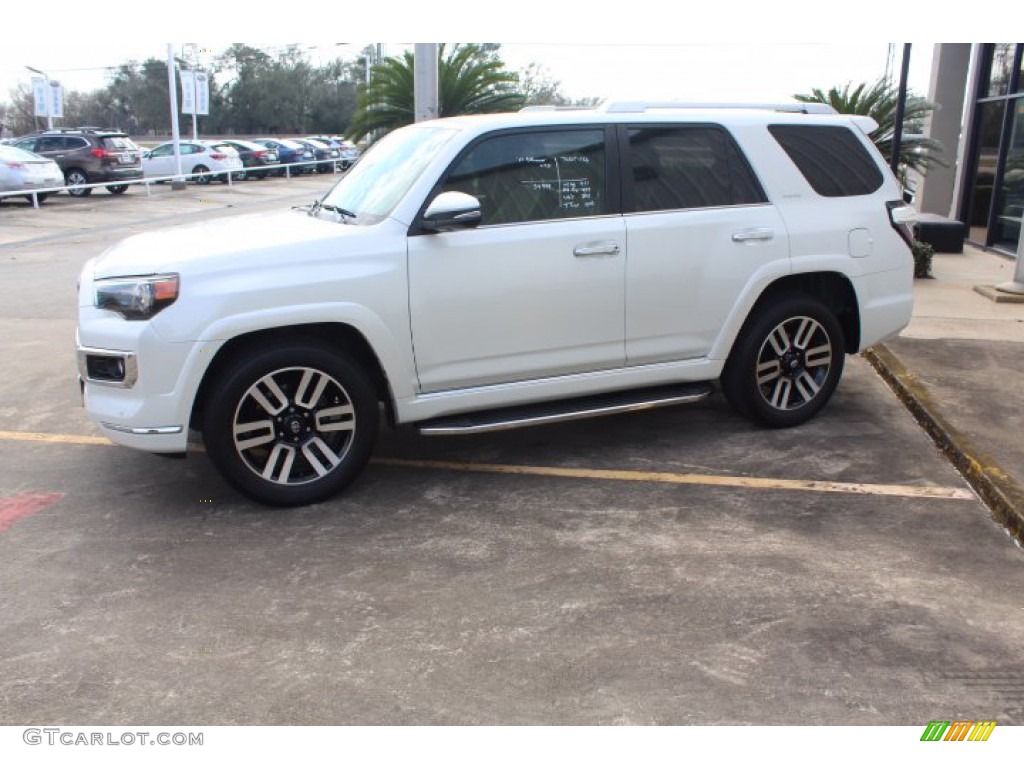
417 382 715 436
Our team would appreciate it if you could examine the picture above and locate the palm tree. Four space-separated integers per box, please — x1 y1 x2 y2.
794 79 944 178
348 44 525 141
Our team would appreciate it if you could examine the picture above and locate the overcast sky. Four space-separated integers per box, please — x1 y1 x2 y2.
0 3 1001 108
0 42 935 104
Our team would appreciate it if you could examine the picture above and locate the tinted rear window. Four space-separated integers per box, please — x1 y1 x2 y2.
768 124 883 197
100 136 138 150
627 125 767 212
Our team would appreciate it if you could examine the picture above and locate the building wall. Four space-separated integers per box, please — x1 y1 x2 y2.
918 42 1023 259
918 44 973 218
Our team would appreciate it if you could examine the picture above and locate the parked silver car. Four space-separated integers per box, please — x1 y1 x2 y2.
0 144 64 204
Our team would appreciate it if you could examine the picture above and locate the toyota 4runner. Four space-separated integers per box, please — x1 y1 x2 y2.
75 102 916 506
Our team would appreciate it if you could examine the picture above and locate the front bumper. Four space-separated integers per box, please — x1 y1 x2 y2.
74 320 217 454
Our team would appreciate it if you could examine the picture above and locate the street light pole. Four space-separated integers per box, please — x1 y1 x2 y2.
183 44 199 141
167 44 186 190
890 44 912 179
25 65 53 130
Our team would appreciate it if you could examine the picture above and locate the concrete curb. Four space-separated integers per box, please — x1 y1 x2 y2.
863 344 1024 547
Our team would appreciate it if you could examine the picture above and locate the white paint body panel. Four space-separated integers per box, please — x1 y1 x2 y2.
76 107 915 452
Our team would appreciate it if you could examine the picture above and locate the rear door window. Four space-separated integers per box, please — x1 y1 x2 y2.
36 136 66 152
768 124 883 197
625 125 767 212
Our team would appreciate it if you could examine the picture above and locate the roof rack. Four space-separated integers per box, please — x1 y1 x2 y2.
518 105 594 112
41 126 121 134
600 101 839 115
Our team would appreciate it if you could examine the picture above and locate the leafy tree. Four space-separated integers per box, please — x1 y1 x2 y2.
794 79 944 177
3 85 38 135
516 63 600 108
213 45 356 134
348 44 525 140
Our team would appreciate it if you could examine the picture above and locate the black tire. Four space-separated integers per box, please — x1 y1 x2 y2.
24 193 49 204
108 184 128 195
202 342 379 507
65 169 92 197
193 165 212 185
721 294 845 428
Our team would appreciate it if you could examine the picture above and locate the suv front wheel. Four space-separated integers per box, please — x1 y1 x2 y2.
202 342 380 507
721 295 845 429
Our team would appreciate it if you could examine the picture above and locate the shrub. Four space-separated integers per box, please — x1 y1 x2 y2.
912 240 934 278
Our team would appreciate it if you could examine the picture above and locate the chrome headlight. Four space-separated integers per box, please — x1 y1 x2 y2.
95 274 179 320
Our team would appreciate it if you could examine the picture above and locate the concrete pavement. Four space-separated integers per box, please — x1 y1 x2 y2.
864 244 1024 545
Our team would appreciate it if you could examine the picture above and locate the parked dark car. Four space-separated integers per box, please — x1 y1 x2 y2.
293 138 339 174
328 136 361 169
252 139 315 175
12 127 143 197
212 139 279 179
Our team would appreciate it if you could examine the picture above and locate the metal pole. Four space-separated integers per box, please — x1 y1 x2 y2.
185 45 199 141
167 44 186 190
413 43 439 123
996 226 1024 295
890 43 912 178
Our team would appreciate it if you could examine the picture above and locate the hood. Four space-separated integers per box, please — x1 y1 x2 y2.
90 209 360 279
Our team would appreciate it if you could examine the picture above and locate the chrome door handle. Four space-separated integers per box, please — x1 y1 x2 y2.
574 242 621 258
732 228 774 243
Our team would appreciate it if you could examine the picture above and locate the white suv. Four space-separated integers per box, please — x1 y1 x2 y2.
76 102 915 506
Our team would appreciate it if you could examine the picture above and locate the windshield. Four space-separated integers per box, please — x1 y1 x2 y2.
318 125 457 224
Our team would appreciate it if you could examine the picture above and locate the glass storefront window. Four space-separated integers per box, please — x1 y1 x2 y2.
992 98 1024 253
985 44 1017 97
966 101 1006 244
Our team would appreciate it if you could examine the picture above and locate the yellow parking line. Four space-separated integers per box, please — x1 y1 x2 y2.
0 430 111 446
0 429 975 500
373 458 977 500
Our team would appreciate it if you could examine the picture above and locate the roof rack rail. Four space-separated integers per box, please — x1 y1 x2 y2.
41 126 119 134
518 105 594 112
600 101 839 115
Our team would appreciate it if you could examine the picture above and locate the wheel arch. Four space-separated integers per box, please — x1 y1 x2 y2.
189 322 395 431
728 271 861 360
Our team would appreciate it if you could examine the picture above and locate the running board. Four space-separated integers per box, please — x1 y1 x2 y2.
417 382 715 436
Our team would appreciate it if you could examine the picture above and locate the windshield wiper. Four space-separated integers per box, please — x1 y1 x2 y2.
310 199 357 222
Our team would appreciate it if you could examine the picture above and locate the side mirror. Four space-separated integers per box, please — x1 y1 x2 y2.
421 191 482 233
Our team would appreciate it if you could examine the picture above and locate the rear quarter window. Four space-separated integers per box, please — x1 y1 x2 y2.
768 124 883 197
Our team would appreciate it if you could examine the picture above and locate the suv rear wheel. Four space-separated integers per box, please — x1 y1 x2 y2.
65 169 92 197
721 295 845 428
202 342 379 507
108 185 128 195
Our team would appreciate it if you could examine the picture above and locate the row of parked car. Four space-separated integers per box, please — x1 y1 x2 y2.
0 127 361 202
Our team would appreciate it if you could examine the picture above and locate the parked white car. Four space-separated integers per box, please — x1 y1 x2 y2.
141 140 244 184
77 102 915 506
0 144 64 203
